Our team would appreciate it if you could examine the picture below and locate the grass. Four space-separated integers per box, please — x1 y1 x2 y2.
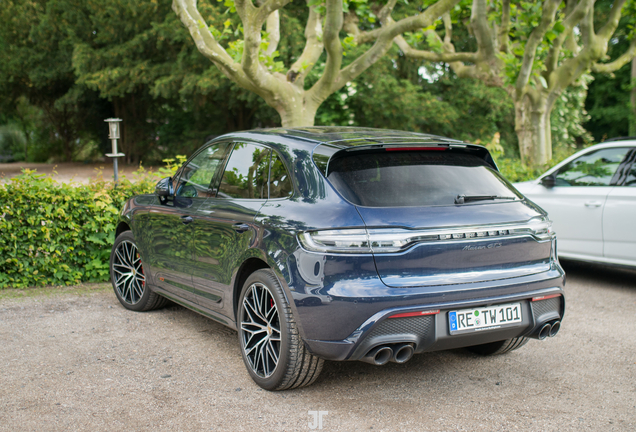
0 282 111 302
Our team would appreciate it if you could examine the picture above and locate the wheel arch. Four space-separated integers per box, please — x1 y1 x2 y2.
115 221 131 238
232 258 270 321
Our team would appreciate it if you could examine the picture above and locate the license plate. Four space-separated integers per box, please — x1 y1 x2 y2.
449 302 522 334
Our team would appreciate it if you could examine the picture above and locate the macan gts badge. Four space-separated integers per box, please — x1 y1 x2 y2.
109 127 565 390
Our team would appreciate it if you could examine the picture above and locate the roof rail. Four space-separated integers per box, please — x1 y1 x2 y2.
603 136 636 142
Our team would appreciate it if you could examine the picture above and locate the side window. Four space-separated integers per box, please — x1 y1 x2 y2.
555 147 630 187
269 151 293 198
218 143 270 199
176 143 228 198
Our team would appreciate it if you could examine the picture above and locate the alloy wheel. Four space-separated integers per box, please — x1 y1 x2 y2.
112 240 146 305
240 282 281 378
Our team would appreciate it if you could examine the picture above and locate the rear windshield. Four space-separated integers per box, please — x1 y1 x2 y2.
326 151 520 207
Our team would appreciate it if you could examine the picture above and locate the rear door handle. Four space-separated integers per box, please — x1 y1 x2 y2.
584 201 602 208
181 215 194 224
232 223 250 233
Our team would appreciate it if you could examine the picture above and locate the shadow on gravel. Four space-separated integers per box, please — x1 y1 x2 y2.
560 259 636 290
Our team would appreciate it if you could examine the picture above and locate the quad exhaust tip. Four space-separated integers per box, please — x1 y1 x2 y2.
549 320 561 338
391 343 415 364
538 323 552 340
533 319 561 340
362 343 416 365
362 346 393 366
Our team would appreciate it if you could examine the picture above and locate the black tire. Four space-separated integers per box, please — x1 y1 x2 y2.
110 231 169 312
467 336 529 356
237 269 324 391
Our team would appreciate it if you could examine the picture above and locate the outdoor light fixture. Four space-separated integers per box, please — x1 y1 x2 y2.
104 118 125 186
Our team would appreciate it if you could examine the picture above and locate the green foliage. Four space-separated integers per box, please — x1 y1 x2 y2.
585 3 636 141
551 75 594 148
0 168 157 289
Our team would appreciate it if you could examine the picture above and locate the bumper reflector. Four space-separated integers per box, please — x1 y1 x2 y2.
389 309 440 319
531 293 561 302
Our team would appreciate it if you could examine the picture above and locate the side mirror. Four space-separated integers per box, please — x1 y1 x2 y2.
155 177 174 203
540 174 556 188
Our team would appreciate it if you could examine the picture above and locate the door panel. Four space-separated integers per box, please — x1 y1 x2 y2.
140 199 198 302
191 199 266 314
603 186 636 264
142 142 230 302
530 186 610 257
190 142 270 313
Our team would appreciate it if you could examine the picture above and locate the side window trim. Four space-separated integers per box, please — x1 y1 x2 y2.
268 149 294 200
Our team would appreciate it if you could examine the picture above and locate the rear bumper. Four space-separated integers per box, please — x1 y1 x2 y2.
298 270 565 361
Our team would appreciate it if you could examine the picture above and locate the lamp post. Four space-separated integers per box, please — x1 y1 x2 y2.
104 118 125 186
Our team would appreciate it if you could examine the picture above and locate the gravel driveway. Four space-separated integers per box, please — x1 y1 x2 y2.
1 262 635 431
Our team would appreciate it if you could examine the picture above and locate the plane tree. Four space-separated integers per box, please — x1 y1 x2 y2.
173 0 636 166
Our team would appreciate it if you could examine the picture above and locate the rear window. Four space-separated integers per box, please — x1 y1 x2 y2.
326 151 520 207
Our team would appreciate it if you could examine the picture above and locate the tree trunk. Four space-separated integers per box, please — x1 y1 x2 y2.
514 93 552 167
277 99 319 127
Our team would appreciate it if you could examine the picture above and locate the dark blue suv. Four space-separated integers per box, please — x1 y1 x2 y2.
110 127 565 390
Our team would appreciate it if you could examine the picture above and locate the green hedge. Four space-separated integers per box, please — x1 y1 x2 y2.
0 168 158 288
0 153 563 289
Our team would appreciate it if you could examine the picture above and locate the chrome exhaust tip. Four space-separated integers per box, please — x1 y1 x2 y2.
391 343 415 364
361 346 392 366
549 320 561 337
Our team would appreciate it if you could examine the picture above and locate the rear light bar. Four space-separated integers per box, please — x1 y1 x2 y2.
298 218 554 254
531 293 562 302
389 310 440 319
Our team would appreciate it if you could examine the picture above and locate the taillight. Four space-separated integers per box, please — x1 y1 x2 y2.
298 218 555 254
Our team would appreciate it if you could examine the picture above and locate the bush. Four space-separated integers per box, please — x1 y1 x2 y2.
0 168 159 288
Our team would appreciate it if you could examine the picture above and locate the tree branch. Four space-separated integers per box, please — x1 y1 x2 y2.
498 0 511 53
394 35 478 62
171 0 258 92
516 0 561 96
597 0 628 42
241 0 291 89
545 0 593 77
470 0 496 58
385 0 461 38
255 0 291 27
307 0 343 102
580 3 594 47
288 3 323 85
592 37 636 73
377 0 399 23
264 11 280 55
334 0 461 93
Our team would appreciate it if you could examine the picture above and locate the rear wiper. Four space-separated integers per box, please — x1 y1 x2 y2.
454 194 517 204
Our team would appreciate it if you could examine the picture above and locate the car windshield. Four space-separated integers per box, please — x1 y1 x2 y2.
326 151 520 207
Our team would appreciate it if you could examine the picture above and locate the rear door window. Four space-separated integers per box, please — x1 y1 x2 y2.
217 143 270 199
326 150 519 207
